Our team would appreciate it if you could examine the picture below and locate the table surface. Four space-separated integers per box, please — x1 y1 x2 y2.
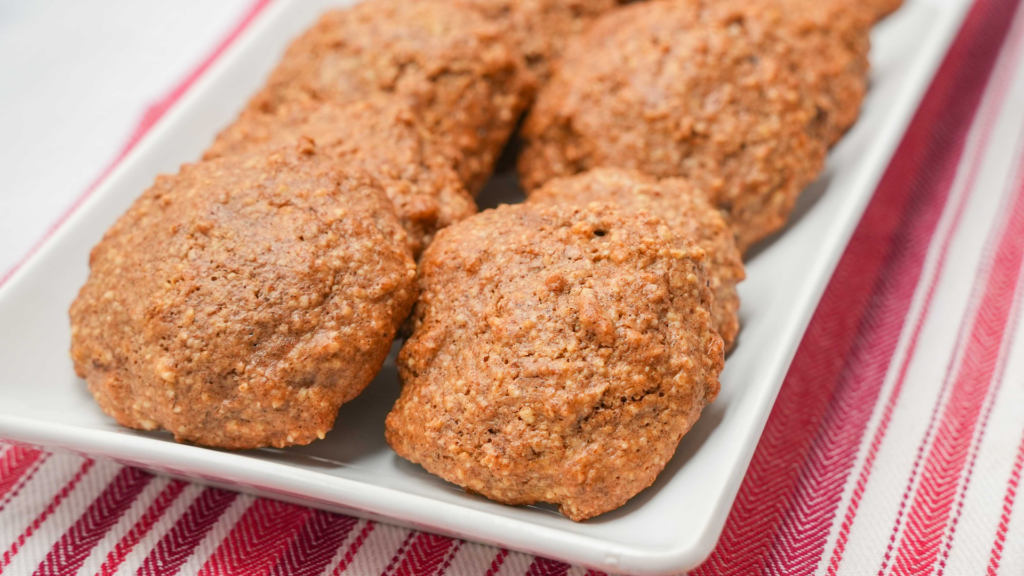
5 1 1024 575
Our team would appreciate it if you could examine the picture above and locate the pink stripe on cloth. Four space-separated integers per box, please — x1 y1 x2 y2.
435 540 462 576
0 459 93 572
829 3 1024 574
0 447 45 507
135 488 237 576
390 533 459 576
987 429 1024 575
32 467 153 576
484 549 509 576
97 479 188 576
382 530 418 576
934 138 1024 576
524 557 571 576
888 115 1024 576
329 520 375 576
267 511 358 576
873 15 1024 576
691 0 1022 572
196 498 311 576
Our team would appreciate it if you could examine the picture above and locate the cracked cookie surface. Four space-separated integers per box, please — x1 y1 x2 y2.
250 0 534 193
386 202 723 521
70 144 417 449
206 98 476 256
528 168 744 349
518 0 827 251
452 0 618 83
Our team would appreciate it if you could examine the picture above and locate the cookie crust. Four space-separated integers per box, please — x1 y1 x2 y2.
518 0 828 251
387 202 723 521
206 98 476 256
251 0 534 193
453 0 618 83
528 168 744 349
70 144 417 449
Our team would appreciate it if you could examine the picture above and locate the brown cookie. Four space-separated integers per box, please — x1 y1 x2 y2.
250 0 534 193
527 168 744 349
518 0 828 251
745 0 871 145
205 98 477 256
867 0 905 20
453 0 618 83
387 202 723 521
70 143 417 449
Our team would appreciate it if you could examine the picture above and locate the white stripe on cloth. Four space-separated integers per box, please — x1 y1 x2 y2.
175 492 254 575
439 542 506 576
493 550 536 576
316 518 371 576
2 459 119 575
881 47 1024 576
940 262 1024 575
0 454 58 546
340 522 411 576
0 455 80 555
822 17 1024 574
985 432 1024 576
72 475 171 576
107 482 205 576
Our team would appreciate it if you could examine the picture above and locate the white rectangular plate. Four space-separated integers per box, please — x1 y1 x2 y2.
0 1 969 573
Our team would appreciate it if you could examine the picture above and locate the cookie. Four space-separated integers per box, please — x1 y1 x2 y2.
749 0 872 144
250 0 534 193
518 0 827 251
387 202 723 521
206 98 476 256
453 0 618 83
867 0 904 20
528 168 744 349
70 143 417 449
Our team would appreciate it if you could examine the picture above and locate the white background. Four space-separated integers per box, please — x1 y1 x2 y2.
0 0 251 277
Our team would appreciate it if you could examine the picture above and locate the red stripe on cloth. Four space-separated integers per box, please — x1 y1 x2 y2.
873 16 1024 576
32 467 153 576
524 557 571 576
97 479 188 576
889 114 1024 576
0 0 274 290
381 530 417 576
329 521 375 576
135 488 237 576
390 533 459 576
936 297 1023 576
196 498 311 576
0 454 49 517
692 0 1024 571
483 549 509 576
986 428 1024 575
435 540 462 576
267 511 358 576
692 1 1015 571
0 447 45 506
934 143 1024 576
0 458 94 571
781 1 1024 574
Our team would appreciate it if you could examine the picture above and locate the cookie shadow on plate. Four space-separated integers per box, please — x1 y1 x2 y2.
582 404 725 524
743 169 834 261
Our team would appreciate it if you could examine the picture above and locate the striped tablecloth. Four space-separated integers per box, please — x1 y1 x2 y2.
3 0 1024 573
